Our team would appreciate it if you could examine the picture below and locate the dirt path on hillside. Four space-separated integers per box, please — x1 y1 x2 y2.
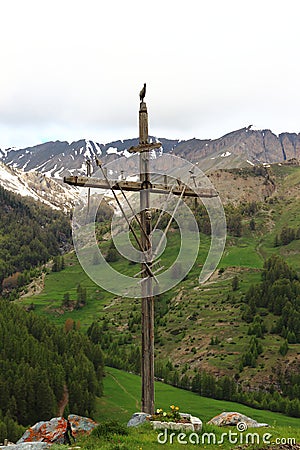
58 384 69 417
107 371 140 410
255 240 266 262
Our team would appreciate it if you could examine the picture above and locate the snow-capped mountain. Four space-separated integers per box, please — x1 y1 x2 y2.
0 161 79 210
1 129 299 181
0 138 178 178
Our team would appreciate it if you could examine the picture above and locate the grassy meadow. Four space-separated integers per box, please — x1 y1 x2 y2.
51 367 300 450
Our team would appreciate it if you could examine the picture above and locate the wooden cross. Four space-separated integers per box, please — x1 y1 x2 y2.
64 85 217 414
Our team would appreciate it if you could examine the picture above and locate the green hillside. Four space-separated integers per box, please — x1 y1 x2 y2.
99 367 300 427
51 367 300 450
16 163 300 418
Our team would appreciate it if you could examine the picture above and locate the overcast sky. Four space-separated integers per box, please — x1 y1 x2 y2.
1 0 300 148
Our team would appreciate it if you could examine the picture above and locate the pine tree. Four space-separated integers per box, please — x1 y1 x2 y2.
274 234 280 247
249 218 256 231
279 340 289 356
287 331 297 344
232 275 239 291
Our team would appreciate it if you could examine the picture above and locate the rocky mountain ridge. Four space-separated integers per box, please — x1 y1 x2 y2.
0 127 299 210
1 127 299 178
0 137 177 178
171 127 300 171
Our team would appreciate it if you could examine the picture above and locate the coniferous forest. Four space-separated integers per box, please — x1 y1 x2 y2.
0 185 71 290
0 299 104 442
0 186 106 441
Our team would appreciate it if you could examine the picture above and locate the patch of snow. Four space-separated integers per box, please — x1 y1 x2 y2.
22 160 31 170
43 164 57 177
123 149 131 158
107 146 119 155
85 140 95 158
4 146 19 153
220 151 232 157
246 160 255 166
126 175 139 182
80 161 88 174
53 167 65 178
93 141 102 156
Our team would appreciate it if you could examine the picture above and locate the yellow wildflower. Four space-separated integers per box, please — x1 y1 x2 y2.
175 406 179 411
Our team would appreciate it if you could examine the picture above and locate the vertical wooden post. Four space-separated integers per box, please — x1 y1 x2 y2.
64 85 220 418
139 101 155 415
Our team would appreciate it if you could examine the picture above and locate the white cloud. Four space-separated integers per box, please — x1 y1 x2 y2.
1 0 300 148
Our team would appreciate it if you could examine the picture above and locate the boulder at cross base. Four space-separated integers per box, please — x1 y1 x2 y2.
17 417 68 444
17 415 98 445
127 412 151 427
68 414 98 436
207 412 269 428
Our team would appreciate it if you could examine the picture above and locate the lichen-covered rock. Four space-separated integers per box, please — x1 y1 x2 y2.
207 412 269 428
68 414 98 436
17 414 98 445
17 417 67 444
127 412 150 427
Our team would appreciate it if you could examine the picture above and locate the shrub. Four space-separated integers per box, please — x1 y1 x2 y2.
91 420 128 438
